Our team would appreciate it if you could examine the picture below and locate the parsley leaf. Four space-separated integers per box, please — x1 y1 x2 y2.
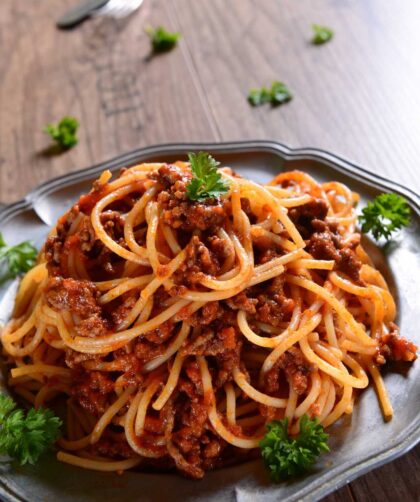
358 193 410 241
146 26 180 53
0 233 38 284
186 152 230 202
260 415 329 481
312 24 334 45
0 394 62 465
44 116 79 149
248 81 292 107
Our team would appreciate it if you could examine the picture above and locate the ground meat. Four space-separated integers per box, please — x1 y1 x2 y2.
151 164 229 232
75 315 109 338
307 229 362 282
225 292 258 314
110 293 138 325
100 210 126 241
72 371 115 415
289 198 329 238
45 277 101 317
144 320 175 345
187 302 223 327
65 349 101 369
265 347 313 395
255 294 295 326
376 323 417 364
90 435 136 459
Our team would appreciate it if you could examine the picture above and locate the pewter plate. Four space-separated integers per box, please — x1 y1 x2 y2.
0 141 419 502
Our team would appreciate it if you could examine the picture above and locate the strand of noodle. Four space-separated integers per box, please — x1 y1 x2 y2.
34 383 71 409
162 225 181 254
236 415 265 427
315 375 330 417
135 380 162 436
2 321 45 357
364 358 393 420
58 435 92 451
198 357 262 448
324 308 338 347
360 264 389 290
145 201 161 274
117 249 186 330
136 296 154 324
289 259 335 270
284 382 298 421
13 264 47 317
294 372 322 418
260 314 322 374
91 182 150 265
236 180 305 247
124 185 157 256
236 402 259 417
318 379 336 422
340 340 377 355
57 452 141 471
218 228 236 274
99 275 153 304
233 368 287 408
322 384 352 427
11 364 71 379
248 265 285 287
322 181 353 216
265 189 313 207
300 336 368 388
2 302 40 343
224 383 237 425
153 354 185 411
312 342 343 366
251 226 297 252
90 386 135 444
124 390 164 458
286 274 375 346
199 234 252 290
73 299 190 354
143 322 191 372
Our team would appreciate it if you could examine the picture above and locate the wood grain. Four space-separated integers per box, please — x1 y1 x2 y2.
0 1 419 501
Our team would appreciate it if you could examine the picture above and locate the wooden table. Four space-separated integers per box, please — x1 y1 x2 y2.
0 0 418 500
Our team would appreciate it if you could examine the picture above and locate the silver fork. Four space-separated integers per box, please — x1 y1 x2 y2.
57 0 143 28
94 0 143 18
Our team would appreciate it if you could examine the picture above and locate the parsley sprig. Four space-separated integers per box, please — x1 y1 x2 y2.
312 24 334 45
358 193 411 241
44 116 79 149
186 152 230 202
0 233 38 284
0 394 62 465
248 81 293 107
146 26 180 53
260 415 329 481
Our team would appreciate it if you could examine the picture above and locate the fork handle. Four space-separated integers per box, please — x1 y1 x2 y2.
57 0 110 28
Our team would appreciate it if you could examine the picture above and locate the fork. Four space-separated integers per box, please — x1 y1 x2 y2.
57 0 143 28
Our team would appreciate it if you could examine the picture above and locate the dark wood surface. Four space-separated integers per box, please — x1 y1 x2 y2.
0 1 418 500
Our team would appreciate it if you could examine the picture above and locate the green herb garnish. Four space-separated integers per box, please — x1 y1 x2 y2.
358 193 410 241
44 116 79 149
0 233 38 284
248 81 293 107
146 26 180 52
186 152 230 202
260 415 329 481
0 394 62 465
312 24 334 45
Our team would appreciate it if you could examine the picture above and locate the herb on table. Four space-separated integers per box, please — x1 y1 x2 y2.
248 81 293 107
358 193 411 241
186 152 230 202
146 26 180 52
0 394 62 465
0 233 38 284
44 116 79 149
311 24 334 45
260 415 329 481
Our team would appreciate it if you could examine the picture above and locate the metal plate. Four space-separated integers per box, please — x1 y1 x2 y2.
0 141 419 502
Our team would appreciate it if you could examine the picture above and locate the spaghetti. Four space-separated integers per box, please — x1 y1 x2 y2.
1 160 417 478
